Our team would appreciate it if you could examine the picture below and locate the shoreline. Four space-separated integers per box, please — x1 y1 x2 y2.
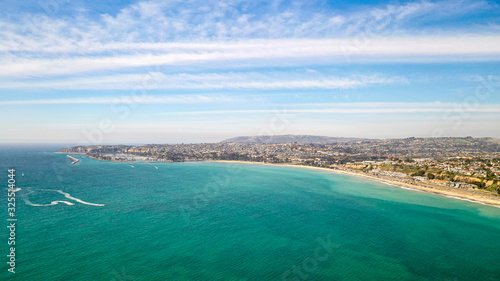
74 155 500 209
209 160 500 209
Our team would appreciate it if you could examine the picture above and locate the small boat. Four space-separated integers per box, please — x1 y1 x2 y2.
155 166 158 169
131 165 135 168
22 173 24 176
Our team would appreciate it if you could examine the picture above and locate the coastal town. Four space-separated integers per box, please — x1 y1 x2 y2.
60 136 500 201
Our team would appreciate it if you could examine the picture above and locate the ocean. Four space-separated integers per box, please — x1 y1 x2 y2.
1 146 500 280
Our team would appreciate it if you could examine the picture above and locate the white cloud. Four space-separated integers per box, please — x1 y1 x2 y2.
0 36 499 78
0 94 234 105
0 72 405 90
1 0 499 143
154 103 500 115
0 0 496 54
0 0 497 80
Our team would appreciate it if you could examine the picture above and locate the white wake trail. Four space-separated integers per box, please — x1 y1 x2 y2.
24 199 75 206
22 188 105 207
53 190 105 206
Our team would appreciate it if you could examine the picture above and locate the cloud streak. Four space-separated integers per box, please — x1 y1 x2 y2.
0 94 234 105
4 94 499 118
155 103 500 115
1 36 499 78
0 72 405 90
0 0 498 80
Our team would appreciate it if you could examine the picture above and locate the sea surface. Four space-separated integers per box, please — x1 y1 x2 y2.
1 146 500 281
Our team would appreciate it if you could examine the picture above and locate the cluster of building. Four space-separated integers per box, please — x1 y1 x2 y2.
370 169 407 178
60 136 500 193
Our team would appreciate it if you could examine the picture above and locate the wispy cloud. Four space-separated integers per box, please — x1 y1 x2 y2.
0 94 234 105
0 72 406 90
156 102 500 115
1 0 499 142
1 36 499 78
0 0 497 81
0 0 494 53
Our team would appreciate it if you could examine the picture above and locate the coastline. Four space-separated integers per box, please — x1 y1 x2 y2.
209 160 500 208
73 155 500 208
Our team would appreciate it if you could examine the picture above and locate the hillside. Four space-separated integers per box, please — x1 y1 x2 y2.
221 135 366 144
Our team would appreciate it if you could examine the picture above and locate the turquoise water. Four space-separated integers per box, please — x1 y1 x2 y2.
1 147 500 280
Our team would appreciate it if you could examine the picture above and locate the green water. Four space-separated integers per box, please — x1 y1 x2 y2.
1 148 500 280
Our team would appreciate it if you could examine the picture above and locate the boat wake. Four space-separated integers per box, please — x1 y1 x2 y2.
21 188 105 207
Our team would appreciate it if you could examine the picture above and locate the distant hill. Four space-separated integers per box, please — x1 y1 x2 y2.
221 135 367 144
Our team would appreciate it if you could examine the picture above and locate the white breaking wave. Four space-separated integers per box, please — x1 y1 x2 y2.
22 188 105 207
442 195 500 209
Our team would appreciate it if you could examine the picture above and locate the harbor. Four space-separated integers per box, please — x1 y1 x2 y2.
66 155 80 165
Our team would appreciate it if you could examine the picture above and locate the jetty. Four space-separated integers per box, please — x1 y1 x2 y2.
66 155 80 165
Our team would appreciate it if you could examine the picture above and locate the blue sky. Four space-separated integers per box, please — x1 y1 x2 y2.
0 0 499 144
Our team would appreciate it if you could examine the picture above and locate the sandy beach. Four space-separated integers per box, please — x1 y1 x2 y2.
210 160 500 208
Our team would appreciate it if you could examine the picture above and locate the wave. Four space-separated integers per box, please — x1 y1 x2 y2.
442 194 500 209
21 188 105 207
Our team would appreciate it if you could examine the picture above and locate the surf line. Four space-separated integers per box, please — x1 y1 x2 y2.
23 188 105 207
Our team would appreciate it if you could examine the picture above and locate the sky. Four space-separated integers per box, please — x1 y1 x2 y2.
0 0 499 144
